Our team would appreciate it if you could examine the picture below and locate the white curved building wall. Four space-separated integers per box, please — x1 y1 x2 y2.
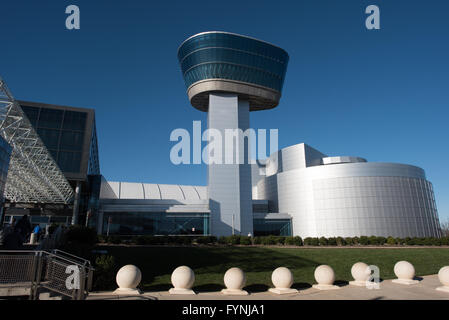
258 145 440 238
265 143 326 176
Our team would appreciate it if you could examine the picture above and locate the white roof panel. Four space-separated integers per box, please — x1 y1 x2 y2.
159 184 184 200
100 179 207 200
120 182 144 199
143 183 161 199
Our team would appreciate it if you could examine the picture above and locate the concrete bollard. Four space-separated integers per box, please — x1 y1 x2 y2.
392 261 419 285
221 267 248 295
169 266 196 295
268 267 298 295
113 265 142 294
29 233 37 245
436 266 449 293
349 262 371 287
312 265 340 290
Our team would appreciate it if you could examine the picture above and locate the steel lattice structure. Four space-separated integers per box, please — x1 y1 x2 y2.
0 77 74 204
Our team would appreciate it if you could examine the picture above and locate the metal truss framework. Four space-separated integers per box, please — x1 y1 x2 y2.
0 77 73 204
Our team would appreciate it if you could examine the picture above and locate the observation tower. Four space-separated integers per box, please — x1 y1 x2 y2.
178 31 289 236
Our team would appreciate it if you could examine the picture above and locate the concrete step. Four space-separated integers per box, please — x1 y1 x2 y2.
39 292 65 300
0 283 31 297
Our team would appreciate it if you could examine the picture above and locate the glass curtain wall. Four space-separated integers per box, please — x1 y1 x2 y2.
102 212 210 236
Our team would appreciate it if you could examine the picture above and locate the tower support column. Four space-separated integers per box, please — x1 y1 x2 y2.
207 93 253 237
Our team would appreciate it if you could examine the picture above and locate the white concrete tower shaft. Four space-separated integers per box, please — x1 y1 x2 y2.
207 93 253 236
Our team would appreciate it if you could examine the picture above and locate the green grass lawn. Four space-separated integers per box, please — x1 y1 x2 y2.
100 245 449 292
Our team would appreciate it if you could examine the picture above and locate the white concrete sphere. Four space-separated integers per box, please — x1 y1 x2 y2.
171 266 195 289
314 265 335 285
223 267 246 290
394 261 415 280
351 262 370 281
116 265 142 289
438 266 449 286
271 267 294 289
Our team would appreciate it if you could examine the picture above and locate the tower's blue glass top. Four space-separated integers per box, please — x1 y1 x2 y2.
178 32 289 93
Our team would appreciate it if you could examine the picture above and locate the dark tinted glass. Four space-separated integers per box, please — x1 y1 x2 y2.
178 32 289 63
37 108 63 129
63 111 87 131
181 48 286 76
102 212 209 235
0 135 11 196
178 32 289 92
37 128 60 149
59 131 84 151
58 151 81 172
253 219 292 236
21 106 39 127
48 149 58 161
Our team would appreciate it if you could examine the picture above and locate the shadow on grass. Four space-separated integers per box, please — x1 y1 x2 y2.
103 246 321 285
141 283 171 292
244 284 270 293
193 283 225 292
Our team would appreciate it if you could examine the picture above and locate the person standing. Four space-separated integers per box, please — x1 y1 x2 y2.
33 224 41 242
15 215 32 243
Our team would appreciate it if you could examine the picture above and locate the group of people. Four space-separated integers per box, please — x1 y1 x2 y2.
0 215 43 249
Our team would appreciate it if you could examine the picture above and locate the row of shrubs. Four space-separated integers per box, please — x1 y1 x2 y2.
97 234 449 246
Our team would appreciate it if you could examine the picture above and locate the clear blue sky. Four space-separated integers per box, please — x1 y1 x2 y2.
1 0 448 221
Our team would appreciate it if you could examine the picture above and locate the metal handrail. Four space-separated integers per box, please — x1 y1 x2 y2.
43 250 94 297
0 249 94 300
51 249 94 268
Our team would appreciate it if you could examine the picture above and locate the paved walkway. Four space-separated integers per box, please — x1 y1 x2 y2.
88 274 449 300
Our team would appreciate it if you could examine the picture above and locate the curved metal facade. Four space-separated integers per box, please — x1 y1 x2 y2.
257 144 441 238
178 31 289 111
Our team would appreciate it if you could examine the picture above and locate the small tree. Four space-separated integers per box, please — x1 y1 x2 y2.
293 236 303 246
327 237 337 246
304 237 319 246
345 237 353 246
93 255 116 291
359 236 369 245
239 236 252 245
386 236 396 246
336 237 346 246
319 237 328 246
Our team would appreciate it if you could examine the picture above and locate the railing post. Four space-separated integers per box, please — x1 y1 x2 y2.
29 253 38 300
77 268 86 300
30 251 43 300
87 267 94 292
35 251 44 300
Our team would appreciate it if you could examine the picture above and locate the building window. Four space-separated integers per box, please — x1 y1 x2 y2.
253 219 292 236
37 108 63 129
58 151 81 172
102 212 210 236
59 131 84 151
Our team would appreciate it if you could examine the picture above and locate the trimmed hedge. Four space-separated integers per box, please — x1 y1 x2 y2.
97 235 449 247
